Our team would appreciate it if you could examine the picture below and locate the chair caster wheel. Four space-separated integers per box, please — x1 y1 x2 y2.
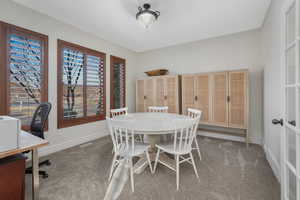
42 174 49 179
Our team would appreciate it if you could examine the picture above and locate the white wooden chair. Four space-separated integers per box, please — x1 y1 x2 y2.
187 108 202 160
110 107 128 117
153 117 200 190
110 107 143 142
148 106 169 142
106 117 153 192
148 106 168 113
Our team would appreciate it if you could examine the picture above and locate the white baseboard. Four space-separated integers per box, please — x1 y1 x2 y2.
264 145 281 182
197 130 247 143
39 132 109 157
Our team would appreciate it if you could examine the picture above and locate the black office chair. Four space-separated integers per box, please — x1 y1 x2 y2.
25 102 52 178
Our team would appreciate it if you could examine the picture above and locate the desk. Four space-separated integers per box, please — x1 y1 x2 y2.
0 131 48 200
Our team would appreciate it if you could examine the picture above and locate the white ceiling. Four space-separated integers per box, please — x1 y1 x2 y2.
12 0 271 52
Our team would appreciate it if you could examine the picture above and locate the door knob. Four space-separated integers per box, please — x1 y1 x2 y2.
288 120 296 126
272 118 283 126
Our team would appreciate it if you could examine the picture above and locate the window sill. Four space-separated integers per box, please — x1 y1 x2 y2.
57 115 105 129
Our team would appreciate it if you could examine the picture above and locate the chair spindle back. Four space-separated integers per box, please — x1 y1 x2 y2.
106 117 135 155
187 108 202 119
172 117 200 153
148 106 168 113
111 107 128 118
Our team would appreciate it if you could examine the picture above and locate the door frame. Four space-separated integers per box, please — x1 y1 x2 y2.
281 0 300 199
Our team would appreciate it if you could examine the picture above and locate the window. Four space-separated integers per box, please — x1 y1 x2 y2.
57 40 106 128
0 21 48 129
110 55 126 109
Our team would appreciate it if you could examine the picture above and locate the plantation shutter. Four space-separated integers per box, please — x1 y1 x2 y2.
110 56 126 109
62 48 84 119
0 22 48 130
9 33 44 125
58 40 106 128
86 54 105 116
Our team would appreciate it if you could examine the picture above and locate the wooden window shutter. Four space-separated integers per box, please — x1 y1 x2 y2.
86 54 105 116
0 21 48 130
57 40 106 128
110 56 126 109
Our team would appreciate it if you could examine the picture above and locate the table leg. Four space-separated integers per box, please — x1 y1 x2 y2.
32 149 39 200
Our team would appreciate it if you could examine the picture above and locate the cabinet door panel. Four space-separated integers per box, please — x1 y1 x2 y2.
182 75 196 115
212 72 228 126
165 76 178 113
155 77 165 106
196 74 210 123
228 71 247 128
136 80 145 112
145 79 155 110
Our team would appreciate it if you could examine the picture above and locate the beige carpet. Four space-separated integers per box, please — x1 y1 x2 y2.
25 136 280 200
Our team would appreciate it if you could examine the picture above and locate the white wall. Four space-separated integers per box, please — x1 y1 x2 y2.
261 0 286 182
0 0 138 156
137 29 264 144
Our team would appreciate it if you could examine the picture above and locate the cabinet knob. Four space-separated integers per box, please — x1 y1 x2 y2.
164 96 167 100
144 96 147 100
195 96 198 101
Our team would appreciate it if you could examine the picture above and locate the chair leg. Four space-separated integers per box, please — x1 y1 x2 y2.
145 150 153 173
138 134 144 142
130 158 134 192
38 170 49 178
189 152 199 179
194 138 202 160
108 154 117 181
176 155 180 191
25 169 49 179
153 149 161 173
39 159 51 167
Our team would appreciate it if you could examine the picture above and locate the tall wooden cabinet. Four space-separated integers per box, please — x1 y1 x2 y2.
211 72 228 127
136 70 249 144
136 75 180 113
228 71 248 129
182 74 211 124
182 70 249 142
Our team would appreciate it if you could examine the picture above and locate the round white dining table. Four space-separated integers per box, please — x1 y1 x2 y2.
113 112 189 132
114 112 190 174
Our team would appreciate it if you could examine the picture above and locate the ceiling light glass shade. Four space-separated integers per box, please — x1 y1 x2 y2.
137 12 156 28
136 4 160 29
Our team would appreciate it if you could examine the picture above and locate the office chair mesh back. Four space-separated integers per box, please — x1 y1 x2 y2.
30 102 52 139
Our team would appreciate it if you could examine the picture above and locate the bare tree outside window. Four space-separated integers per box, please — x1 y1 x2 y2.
57 40 105 128
9 34 42 125
62 48 84 119
0 22 48 130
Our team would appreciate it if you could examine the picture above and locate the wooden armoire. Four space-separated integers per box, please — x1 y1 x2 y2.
182 70 249 143
136 75 180 113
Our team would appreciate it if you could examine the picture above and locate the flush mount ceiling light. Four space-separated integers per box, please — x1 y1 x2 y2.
136 3 160 28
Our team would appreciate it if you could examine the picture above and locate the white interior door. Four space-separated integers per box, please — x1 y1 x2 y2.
281 0 300 199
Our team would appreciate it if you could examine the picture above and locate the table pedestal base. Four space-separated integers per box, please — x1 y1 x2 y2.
134 134 175 174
